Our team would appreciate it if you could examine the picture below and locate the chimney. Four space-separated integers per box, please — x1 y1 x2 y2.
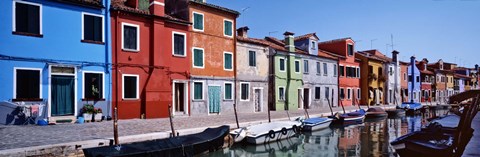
410 55 416 103
237 26 249 38
126 0 139 9
149 0 165 17
392 50 399 62
284 31 295 52
476 64 479 71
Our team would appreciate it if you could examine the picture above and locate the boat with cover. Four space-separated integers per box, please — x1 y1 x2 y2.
301 117 333 132
83 125 230 157
390 90 480 157
365 107 388 118
400 102 422 115
331 109 366 125
231 121 301 145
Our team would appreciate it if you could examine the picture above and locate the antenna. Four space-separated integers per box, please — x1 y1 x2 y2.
391 34 394 50
370 39 377 49
268 31 278 36
241 7 250 26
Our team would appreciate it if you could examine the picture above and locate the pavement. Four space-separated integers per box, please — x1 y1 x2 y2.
0 105 373 156
463 112 480 157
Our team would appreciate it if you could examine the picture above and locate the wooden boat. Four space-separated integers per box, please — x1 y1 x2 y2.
83 125 230 157
331 109 366 125
390 90 480 157
400 102 422 115
235 121 301 145
301 117 333 132
365 107 388 118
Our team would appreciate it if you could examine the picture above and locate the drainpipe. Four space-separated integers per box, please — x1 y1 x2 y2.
410 56 415 103
233 18 238 128
104 0 112 119
283 31 295 111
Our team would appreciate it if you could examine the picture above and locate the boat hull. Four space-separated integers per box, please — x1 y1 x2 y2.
245 127 297 145
302 120 332 132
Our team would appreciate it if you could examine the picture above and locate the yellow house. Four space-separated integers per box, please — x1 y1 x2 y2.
356 50 389 106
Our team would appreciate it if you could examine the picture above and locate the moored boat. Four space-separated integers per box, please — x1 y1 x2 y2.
365 107 388 118
400 102 422 115
241 121 301 145
301 117 333 132
331 109 366 125
83 125 230 157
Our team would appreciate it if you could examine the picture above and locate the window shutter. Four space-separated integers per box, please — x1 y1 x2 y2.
225 84 232 99
225 54 232 69
93 16 102 41
194 49 203 67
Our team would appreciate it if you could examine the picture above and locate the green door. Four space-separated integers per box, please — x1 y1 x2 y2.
208 86 221 113
51 75 75 116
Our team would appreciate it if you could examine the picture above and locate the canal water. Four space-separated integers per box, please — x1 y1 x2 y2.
201 109 451 157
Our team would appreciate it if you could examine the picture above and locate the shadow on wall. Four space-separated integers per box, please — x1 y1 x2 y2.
0 101 46 125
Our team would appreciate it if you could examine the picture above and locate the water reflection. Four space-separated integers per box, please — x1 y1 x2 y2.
202 109 449 157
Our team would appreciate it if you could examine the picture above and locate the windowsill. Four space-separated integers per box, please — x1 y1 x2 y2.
81 40 105 45
223 99 233 101
240 99 250 102
224 69 233 71
122 98 139 101
82 98 106 101
278 99 285 102
224 35 233 38
192 99 204 102
192 29 204 32
122 49 139 52
12 31 43 38
12 98 43 102
173 54 187 58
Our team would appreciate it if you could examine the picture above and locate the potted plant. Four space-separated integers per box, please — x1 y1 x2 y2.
81 104 95 122
94 107 103 122
368 73 378 82
378 75 387 82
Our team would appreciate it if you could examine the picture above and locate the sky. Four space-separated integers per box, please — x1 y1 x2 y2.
208 0 480 67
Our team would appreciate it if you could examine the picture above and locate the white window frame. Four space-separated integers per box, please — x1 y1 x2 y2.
121 22 140 52
12 1 43 35
122 74 139 100
316 62 321 75
172 31 187 57
278 86 285 101
323 62 328 76
192 12 204 32
223 51 234 71
82 71 105 99
294 60 301 73
223 19 234 38
279 58 286 72
13 67 43 99
224 82 234 100
81 12 105 42
192 81 205 100
357 88 361 100
192 47 205 69
240 82 250 101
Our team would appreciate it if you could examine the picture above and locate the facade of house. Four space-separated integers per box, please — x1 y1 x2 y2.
444 62 457 99
318 38 360 107
417 58 435 103
400 61 409 102
110 0 191 119
428 60 447 104
294 33 339 109
235 27 269 113
407 56 421 103
356 50 388 106
0 0 111 123
186 1 239 115
384 51 401 105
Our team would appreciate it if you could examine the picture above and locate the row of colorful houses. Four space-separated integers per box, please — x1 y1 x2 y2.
1 0 479 122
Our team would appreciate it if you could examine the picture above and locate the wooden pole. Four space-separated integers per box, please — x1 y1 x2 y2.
168 104 176 137
233 103 240 128
113 107 119 145
340 99 346 114
327 98 334 116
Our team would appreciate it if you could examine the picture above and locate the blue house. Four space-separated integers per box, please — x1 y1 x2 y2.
407 56 421 103
0 0 111 124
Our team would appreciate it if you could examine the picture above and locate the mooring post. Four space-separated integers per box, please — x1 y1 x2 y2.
233 103 240 128
113 107 119 145
168 104 176 137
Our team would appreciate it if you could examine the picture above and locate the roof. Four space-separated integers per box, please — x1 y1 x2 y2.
321 50 346 59
455 74 471 79
237 36 269 47
262 36 337 60
53 0 103 8
318 37 353 44
111 0 190 24
189 0 240 16
294 33 319 41
420 70 435 75
357 50 392 63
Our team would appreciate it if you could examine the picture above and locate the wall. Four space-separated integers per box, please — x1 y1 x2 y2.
301 54 338 109
407 63 421 103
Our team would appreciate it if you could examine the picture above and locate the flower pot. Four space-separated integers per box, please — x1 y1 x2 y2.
83 113 92 122
94 113 103 122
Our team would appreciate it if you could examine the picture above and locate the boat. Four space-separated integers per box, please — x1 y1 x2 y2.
331 109 366 125
233 121 301 145
390 90 480 157
365 107 388 118
400 102 422 115
301 117 333 132
386 108 406 118
83 125 230 157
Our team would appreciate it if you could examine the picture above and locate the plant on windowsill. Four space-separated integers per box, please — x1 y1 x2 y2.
378 75 387 82
368 73 377 82
81 104 95 122
94 108 103 122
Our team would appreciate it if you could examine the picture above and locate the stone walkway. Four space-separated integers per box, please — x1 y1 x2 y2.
0 105 368 151
463 112 480 157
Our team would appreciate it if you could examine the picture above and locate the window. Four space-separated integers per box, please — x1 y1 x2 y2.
224 83 232 100
340 88 345 100
249 51 256 67
323 63 328 75
82 13 103 42
295 60 300 73
408 75 412 82
83 72 104 100
325 87 330 99
378 67 383 76
315 87 321 100
122 23 139 51
311 41 316 49
14 69 41 100
224 52 233 70
193 12 204 31
389 67 393 76
404 73 407 81
13 1 42 35
339 65 344 77
347 88 351 100
123 74 139 99
193 82 203 100
279 58 286 72
357 88 361 100
173 32 186 56
224 19 233 37
334 64 337 76
368 66 373 74
347 44 354 56
316 62 321 74
352 67 357 77
304 60 309 73
193 48 204 68
240 83 249 101
278 87 285 100
416 76 420 82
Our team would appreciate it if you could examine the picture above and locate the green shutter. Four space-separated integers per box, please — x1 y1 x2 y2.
225 84 232 99
194 13 203 30
224 53 232 69
224 21 232 36
194 82 202 99
194 49 204 67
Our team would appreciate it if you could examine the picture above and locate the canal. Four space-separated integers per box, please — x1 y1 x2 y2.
201 109 451 157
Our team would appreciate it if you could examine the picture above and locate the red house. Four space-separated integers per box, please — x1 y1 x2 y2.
111 0 191 119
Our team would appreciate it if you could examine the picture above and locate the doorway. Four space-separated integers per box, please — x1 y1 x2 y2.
49 66 76 117
254 88 263 112
173 82 187 115
303 88 309 109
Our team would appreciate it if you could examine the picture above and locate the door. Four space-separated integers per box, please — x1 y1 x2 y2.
254 89 262 112
174 82 185 114
51 75 75 116
298 89 303 109
303 88 309 109
208 86 221 113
